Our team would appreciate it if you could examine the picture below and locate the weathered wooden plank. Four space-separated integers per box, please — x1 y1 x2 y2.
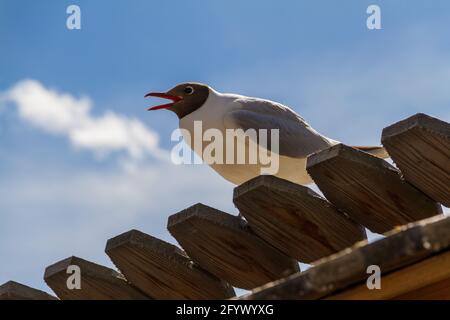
326 250 450 300
394 274 450 300
382 113 450 207
44 256 149 300
105 229 235 299
306 143 442 234
167 203 299 290
0 281 57 300
240 215 450 300
234 175 366 263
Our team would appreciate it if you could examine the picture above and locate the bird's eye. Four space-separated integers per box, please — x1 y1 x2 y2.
184 86 194 95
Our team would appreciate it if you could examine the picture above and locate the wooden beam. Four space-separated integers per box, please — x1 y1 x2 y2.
306 143 442 234
326 250 450 300
44 256 149 300
394 274 450 300
240 215 450 300
0 281 57 300
234 175 366 263
382 113 450 207
105 229 235 299
167 203 299 290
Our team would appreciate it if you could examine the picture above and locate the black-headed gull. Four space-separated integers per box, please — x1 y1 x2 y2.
146 83 387 185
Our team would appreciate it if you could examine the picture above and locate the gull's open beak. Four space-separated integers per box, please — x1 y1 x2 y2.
145 92 183 111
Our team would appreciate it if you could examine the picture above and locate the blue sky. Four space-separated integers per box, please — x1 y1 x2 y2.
1 0 450 294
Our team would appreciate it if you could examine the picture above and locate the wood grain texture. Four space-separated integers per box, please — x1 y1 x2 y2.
306 143 442 234
240 215 450 300
44 256 149 300
394 274 450 300
382 113 450 207
326 250 450 300
0 281 57 300
167 203 299 290
234 175 366 263
105 229 235 299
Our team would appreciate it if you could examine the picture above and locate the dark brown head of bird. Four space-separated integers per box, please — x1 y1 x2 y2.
145 83 209 119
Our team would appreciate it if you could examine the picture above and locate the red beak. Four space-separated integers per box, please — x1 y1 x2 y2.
145 92 183 111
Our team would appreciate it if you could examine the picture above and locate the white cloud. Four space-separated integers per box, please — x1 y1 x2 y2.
4 80 166 161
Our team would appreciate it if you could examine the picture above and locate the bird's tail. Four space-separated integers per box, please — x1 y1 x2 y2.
352 146 389 159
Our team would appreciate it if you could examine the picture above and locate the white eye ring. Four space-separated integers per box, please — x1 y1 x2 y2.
184 86 194 95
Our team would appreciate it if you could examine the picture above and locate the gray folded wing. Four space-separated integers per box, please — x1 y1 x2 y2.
223 98 332 158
